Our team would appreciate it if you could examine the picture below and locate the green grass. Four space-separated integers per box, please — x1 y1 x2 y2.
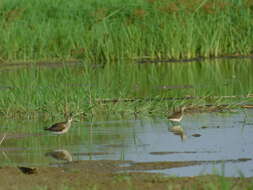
0 59 253 119
0 0 253 62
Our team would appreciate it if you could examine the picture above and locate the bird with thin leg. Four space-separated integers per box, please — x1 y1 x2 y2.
44 115 73 135
167 106 186 123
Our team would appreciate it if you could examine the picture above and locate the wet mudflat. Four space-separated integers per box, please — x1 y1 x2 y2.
0 160 253 190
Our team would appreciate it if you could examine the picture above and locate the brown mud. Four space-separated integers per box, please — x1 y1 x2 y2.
0 160 253 190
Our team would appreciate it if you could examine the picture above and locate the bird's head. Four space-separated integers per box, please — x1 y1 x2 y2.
67 117 73 123
67 112 75 122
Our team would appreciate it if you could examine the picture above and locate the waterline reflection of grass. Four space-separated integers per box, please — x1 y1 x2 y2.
0 59 253 119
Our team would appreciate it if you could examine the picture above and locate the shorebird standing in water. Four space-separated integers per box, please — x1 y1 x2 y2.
167 106 186 123
44 115 73 135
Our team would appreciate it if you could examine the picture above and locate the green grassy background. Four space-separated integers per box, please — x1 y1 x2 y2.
0 0 253 62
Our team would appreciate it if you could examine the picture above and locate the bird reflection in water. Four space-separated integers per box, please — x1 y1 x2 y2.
169 125 187 141
45 149 73 162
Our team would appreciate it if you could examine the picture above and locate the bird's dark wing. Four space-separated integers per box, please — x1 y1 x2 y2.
44 122 66 132
168 111 181 119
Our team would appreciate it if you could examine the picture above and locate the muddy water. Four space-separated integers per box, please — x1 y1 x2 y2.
0 109 253 177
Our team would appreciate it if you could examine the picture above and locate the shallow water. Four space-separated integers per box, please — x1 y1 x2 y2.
0 109 253 177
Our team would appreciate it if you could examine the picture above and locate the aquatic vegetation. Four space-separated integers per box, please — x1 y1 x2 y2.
0 59 252 119
0 0 253 61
